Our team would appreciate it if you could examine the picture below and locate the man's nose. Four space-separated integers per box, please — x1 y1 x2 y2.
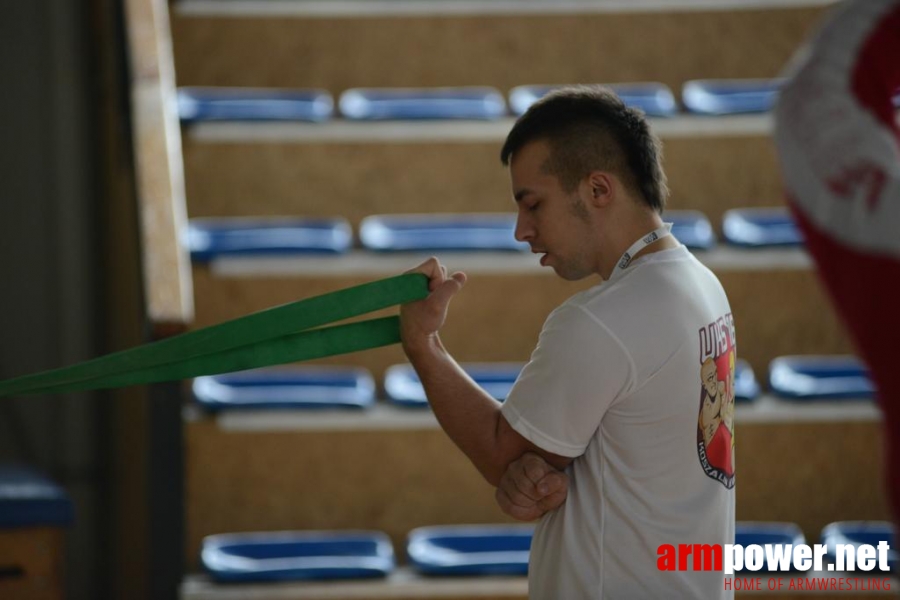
514 213 533 242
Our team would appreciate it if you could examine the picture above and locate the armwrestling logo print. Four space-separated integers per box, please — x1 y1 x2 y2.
697 313 737 489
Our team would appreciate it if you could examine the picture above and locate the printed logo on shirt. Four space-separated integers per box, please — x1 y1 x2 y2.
696 313 736 489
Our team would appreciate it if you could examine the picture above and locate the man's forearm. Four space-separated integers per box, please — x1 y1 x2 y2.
404 334 510 486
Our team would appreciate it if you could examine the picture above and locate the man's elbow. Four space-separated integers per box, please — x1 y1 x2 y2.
474 457 508 488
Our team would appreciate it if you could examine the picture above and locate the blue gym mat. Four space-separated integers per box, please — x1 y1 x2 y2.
177 88 334 123
821 522 897 572
682 79 784 115
666 210 715 250
734 522 806 573
339 87 506 120
722 208 803 247
186 217 353 262
768 355 874 401
0 464 74 528
192 366 375 412
359 214 529 252
407 524 534 576
508 83 677 117
202 530 395 582
384 363 523 407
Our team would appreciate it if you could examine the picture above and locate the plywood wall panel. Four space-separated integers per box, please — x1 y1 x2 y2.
185 422 511 570
172 8 827 94
182 135 784 232
191 267 854 382
190 268 590 379
718 270 855 375
736 421 888 541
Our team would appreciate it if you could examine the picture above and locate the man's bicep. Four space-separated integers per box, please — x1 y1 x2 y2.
498 304 634 457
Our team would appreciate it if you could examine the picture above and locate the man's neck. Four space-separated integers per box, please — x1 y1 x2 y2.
598 216 677 279
630 233 679 262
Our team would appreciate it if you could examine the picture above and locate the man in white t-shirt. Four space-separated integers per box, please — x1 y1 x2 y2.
400 86 735 598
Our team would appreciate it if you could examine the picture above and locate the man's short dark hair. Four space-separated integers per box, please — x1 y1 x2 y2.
500 85 668 212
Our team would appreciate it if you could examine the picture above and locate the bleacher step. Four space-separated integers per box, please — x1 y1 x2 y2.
183 397 881 433
181 568 527 600
175 0 836 19
200 247 813 277
184 114 773 144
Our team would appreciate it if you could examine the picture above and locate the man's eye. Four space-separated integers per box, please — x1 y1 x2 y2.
528 202 540 212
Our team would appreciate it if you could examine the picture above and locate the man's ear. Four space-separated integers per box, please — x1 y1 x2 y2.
584 172 614 208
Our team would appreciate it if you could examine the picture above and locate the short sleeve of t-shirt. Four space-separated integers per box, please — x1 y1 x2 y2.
500 302 635 458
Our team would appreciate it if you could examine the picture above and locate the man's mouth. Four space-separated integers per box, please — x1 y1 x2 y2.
530 247 548 265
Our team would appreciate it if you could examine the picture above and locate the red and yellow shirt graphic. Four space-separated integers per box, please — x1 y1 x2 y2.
697 312 736 489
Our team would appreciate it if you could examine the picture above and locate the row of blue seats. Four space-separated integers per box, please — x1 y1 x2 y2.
192 355 874 412
2 466 889 583
187 208 801 261
200 521 897 582
178 80 785 122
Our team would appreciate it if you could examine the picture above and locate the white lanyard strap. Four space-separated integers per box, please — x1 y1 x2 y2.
611 223 673 279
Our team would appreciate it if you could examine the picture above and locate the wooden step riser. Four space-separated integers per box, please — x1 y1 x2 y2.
182 135 783 230
185 420 888 572
172 8 826 93
0 528 65 600
190 267 854 380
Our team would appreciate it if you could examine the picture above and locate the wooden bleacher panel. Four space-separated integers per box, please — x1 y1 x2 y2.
190 266 852 379
180 122 784 235
184 423 511 570
170 5 827 95
0 528 66 600
736 421 888 538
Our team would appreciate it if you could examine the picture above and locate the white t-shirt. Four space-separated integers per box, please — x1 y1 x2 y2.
502 245 736 599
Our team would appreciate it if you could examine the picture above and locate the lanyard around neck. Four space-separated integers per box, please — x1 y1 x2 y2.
610 223 673 280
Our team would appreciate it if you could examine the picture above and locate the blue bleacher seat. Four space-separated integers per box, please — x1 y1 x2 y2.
682 79 784 115
734 522 805 573
177 88 333 123
768 355 874 401
186 217 353 262
407 524 533 576
667 210 715 250
384 363 523 408
339 87 506 120
509 83 677 117
0 465 74 529
722 208 803 247
192 366 375 412
821 522 897 572
359 214 529 252
202 530 395 582
734 359 761 402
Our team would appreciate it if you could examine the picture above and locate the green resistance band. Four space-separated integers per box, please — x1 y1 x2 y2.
0 273 429 398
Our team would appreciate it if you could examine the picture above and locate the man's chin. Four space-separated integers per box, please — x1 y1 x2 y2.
553 266 592 282
541 255 594 281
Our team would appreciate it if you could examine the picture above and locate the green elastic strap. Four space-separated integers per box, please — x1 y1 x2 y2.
0 273 429 398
